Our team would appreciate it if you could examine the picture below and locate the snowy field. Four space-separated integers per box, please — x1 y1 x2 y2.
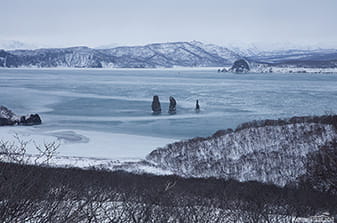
1 68 337 163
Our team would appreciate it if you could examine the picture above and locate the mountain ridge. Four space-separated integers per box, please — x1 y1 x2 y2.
1 41 337 69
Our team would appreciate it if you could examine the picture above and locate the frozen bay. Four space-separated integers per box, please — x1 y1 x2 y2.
1 68 337 159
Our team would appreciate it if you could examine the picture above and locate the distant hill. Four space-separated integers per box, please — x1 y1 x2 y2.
1 41 337 68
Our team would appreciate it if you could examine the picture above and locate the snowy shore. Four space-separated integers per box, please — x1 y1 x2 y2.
0 126 175 162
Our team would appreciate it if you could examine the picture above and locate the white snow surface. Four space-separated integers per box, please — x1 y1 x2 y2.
0 126 176 175
0 127 174 159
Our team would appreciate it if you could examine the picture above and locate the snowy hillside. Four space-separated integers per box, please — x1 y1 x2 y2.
146 115 337 186
4 47 108 68
1 41 337 69
0 42 233 68
100 41 232 68
248 48 337 70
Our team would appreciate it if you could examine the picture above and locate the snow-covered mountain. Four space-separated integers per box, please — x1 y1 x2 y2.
1 41 337 69
0 42 235 68
146 115 337 186
248 48 337 68
100 41 234 68
1 47 108 68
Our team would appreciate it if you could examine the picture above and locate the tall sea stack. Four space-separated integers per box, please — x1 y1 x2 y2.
168 96 176 114
195 100 200 112
152 95 161 114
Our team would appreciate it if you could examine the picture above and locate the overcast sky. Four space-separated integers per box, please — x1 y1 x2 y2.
1 0 337 48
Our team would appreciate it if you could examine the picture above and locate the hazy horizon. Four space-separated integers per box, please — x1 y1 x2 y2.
2 0 337 50
2 39 337 51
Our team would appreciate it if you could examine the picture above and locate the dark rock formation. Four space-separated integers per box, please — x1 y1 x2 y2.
168 96 176 114
195 100 200 112
19 114 42 126
0 105 42 126
0 118 16 126
151 95 161 114
218 67 228 72
0 106 18 126
229 59 250 73
0 105 16 119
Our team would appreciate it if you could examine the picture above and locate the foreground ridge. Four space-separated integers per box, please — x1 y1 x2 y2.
146 115 337 186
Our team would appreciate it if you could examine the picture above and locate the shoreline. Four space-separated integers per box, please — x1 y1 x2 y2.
0 126 177 160
0 66 222 71
1 66 337 74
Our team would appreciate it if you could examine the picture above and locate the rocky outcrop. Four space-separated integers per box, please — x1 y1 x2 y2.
0 106 18 126
195 100 200 112
218 67 228 72
0 105 42 126
146 115 337 186
151 96 161 114
19 114 42 126
0 118 16 126
229 59 250 73
168 96 176 114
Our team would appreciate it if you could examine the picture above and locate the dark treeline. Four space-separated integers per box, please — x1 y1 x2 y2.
235 115 337 132
301 140 337 195
1 161 337 222
158 115 337 148
215 114 337 139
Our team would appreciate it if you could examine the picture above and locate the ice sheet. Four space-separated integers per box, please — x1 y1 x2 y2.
0 127 175 159
1 68 337 160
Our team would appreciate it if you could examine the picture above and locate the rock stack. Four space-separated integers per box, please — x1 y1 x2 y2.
195 100 200 112
20 114 42 126
151 95 162 115
168 96 176 114
229 59 250 73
